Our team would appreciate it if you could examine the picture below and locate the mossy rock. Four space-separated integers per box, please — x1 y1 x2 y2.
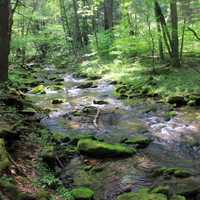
41 145 56 167
117 188 167 200
164 111 177 121
52 132 70 143
88 75 102 80
171 195 186 200
77 139 136 157
0 139 11 174
122 135 151 148
153 167 191 178
31 85 46 94
151 186 170 195
71 134 97 145
71 187 94 200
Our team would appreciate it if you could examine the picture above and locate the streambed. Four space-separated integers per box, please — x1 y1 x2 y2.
27 66 200 200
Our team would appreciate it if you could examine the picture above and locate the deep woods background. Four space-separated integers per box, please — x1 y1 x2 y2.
0 0 200 83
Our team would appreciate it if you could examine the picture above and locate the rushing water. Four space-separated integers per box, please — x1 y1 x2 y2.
28 67 200 200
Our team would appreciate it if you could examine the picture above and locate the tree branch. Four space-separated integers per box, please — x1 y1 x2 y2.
188 27 200 41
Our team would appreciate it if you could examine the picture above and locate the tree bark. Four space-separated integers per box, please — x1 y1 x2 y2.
104 0 113 30
0 0 11 82
154 2 164 60
170 0 180 67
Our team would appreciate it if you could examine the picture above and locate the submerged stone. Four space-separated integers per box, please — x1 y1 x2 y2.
77 139 136 157
117 188 167 200
71 187 94 200
0 139 11 174
93 100 109 105
31 85 46 94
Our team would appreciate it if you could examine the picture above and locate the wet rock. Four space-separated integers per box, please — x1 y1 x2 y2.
122 135 151 148
31 85 46 94
109 80 118 85
71 187 94 200
93 100 109 105
77 139 136 157
0 139 11 174
167 96 187 107
51 99 64 104
117 188 167 200
77 82 94 89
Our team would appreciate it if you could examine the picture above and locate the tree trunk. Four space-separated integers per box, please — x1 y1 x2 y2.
104 0 113 30
0 0 10 82
72 0 83 49
154 2 164 60
170 0 180 67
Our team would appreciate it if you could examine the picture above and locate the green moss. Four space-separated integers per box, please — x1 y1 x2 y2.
152 186 170 195
153 167 191 178
31 85 46 94
0 139 11 174
123 135 151 147
117 188 167 200
164 111 177 121
77 139 136 157
171 195 186 200
71 187 94 200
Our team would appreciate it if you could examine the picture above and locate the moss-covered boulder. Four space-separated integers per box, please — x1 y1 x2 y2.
71 187 94 200
122 135 151 148
151 186 170 195
0 139 11 174
77 139 136 157
153 167 191 178
117 189 167 200
31 85 46 94
171 195 186 200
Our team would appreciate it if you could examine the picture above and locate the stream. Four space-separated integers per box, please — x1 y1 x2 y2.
28 65 200 200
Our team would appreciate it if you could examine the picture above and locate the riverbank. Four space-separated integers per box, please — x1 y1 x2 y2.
74 55 200 106
1 62 200 200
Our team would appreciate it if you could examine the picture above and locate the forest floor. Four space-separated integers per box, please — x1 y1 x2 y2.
1 57 200 200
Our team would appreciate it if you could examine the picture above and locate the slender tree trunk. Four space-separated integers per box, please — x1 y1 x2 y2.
0 0 11 82
170 0 180 67
72 0 83 49
104 0 113 30
154 2 164 60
